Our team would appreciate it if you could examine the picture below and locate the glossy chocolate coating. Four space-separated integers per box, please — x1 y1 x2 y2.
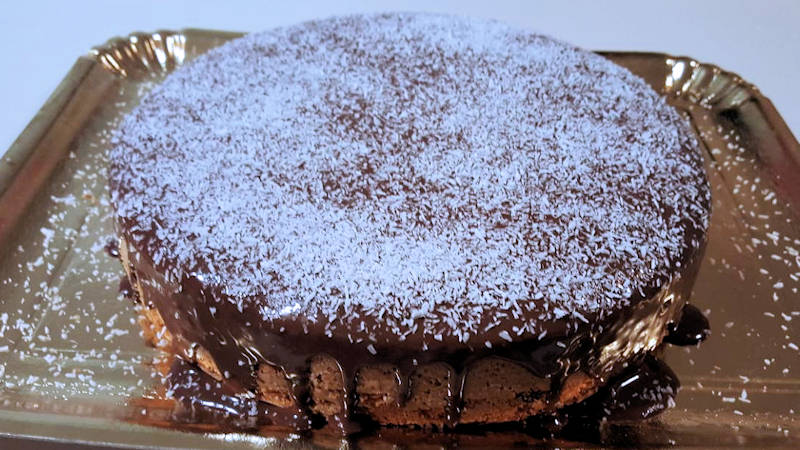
665 304 711 346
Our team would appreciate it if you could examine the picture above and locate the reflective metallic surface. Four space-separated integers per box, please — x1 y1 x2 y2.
0 30 797 448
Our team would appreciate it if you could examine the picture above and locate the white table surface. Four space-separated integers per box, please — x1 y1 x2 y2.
1 0 798 153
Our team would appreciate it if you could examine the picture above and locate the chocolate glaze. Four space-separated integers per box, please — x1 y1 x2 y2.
164 357 312 431
121 233 705 430
125 268 711 436
118 277 135 302
564 354 680 422
104 239 120 258
665 304 711 346
144 352 690 443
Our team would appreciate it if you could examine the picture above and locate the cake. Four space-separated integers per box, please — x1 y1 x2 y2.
108 13 711 430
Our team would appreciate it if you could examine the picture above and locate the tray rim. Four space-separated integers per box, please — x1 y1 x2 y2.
1 27 799 448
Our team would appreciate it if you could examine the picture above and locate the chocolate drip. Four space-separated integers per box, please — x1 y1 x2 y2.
448 368 468 429
105 239 120 258
334 363 363 434
396 367 411 407
165 357 311 430
122 243 700 431
139 353 691 445
565 354 680 422
118 277 134 300
665 304 710 346
526 339 569 378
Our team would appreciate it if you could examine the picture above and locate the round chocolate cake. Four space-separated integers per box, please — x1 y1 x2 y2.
109 13 710 429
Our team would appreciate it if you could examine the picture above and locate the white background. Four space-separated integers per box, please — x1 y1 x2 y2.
1 0 798 153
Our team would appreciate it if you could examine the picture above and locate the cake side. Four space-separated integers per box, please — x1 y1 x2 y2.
120 233 703 426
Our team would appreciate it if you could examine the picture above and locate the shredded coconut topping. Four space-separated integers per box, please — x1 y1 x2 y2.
109 13 710 342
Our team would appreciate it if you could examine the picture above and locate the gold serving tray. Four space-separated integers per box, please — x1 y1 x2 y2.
0 29 798 448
